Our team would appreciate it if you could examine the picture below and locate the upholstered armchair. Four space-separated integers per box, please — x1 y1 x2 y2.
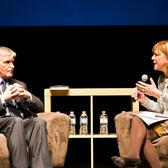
0 112 70 168
114 111 168 168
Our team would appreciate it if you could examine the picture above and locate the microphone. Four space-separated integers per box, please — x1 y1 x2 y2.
141 74 148 83
132 74 148 102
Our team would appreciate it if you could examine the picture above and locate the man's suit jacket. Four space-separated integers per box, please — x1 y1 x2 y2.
0 78 44 118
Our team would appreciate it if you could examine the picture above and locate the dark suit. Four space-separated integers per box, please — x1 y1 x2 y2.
0 79 52 168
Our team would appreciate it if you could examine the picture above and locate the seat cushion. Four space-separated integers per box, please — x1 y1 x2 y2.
115 112 168 164
0 134 9 168
38 112 70 167
0 134 9 158
0 112 70 168
152 135 168 159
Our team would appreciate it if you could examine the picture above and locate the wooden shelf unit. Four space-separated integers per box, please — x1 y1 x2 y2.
44 88 139 168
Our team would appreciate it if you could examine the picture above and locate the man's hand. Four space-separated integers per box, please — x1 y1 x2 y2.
1 83 31 101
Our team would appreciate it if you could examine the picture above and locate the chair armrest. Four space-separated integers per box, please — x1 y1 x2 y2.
38 112 70 167
114 112 133 157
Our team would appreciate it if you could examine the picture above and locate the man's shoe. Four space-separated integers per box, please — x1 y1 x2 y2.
111 156 141 168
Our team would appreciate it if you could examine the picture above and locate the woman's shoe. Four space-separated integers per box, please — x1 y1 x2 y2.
111 156 141 168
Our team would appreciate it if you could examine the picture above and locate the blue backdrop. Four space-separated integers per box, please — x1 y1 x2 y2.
1 0 168 26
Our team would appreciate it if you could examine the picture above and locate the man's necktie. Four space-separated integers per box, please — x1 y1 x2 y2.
1 80 22 117
0 80 11 116
1 80 6 93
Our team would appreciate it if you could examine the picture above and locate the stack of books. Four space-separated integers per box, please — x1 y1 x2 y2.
49 85 69 95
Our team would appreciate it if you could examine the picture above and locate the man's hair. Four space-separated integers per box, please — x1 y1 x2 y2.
0 46 16 57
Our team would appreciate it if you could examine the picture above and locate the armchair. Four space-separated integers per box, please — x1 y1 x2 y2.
0 111 70 168
114 111 168 168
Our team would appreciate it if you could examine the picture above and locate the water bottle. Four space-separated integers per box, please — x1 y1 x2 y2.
79 111 88 135
99 111 108 134
69 111 76 135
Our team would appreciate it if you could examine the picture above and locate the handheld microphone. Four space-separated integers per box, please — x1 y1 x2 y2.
141 74 148 83
132 74 148 102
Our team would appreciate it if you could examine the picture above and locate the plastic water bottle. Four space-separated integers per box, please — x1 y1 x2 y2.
79 111 88 135
69 111 76 135
99 111 108 134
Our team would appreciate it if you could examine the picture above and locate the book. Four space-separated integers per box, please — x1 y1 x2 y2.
130 111 168 126
49 85 69 90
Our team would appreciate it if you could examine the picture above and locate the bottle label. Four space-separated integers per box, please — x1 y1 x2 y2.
71 118 76 125
100 118 108 124
80 118 88 125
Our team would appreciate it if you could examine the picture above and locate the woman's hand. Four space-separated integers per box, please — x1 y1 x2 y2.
136 77 162 99
132 87 147 104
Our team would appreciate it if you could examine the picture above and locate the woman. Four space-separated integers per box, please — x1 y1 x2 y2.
112 40 168 168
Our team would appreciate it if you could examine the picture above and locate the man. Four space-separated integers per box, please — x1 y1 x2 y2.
0 46 52 168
